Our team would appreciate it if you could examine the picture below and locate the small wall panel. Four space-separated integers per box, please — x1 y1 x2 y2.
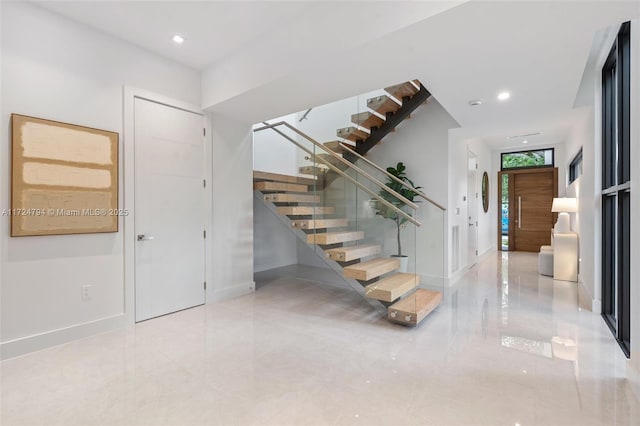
11 114 119 236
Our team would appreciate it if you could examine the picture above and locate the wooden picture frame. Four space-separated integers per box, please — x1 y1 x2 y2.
11 114 119 236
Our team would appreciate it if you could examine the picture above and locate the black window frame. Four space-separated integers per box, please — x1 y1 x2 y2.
601 21 631 358
500 148 555 171
568 148 583 185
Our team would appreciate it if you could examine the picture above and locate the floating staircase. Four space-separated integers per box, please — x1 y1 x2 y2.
253 170 442 327
340 80 429 157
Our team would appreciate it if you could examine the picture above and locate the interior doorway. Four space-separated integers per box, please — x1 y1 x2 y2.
134 97 206 322
498 168 558 252
467 151 478 266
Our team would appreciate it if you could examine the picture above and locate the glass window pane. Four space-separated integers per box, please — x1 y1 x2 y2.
501 149 554 170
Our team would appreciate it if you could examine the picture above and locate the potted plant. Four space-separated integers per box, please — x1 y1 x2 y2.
374 162 422 272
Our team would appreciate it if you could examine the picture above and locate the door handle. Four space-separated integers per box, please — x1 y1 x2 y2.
137 234 155 241
518 196 522 229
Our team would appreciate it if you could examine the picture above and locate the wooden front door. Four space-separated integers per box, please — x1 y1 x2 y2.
512 168 557 252
498 168 558 252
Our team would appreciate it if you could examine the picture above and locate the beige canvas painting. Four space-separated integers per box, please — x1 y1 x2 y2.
11 114 119 236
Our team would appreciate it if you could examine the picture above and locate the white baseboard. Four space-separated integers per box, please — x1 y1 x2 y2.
1 313 127 360
592 298 602 314
446 268 468 286
576 279 595 312
446 248 496 287
210 281 255 302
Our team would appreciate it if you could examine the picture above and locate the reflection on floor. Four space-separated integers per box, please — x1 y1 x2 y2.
1 252 638 425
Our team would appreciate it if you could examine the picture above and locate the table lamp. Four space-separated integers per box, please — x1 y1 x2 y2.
551 197 577 233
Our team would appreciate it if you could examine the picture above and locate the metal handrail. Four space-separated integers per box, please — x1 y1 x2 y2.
254 121 418 210
255 122 421 227
338 142 446 211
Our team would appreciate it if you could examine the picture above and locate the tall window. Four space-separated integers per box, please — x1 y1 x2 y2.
568 148 583 185
601 21 630 357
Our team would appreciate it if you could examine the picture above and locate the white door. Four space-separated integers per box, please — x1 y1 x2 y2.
134 98 205 322
467 151 478 267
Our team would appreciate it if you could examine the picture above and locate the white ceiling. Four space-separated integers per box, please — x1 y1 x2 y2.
35 1 464 70
35 1 640 149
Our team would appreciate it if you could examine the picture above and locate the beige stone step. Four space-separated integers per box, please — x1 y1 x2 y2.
253 170 316 186
291 218 348 230
367 95 402 115
299 165 329 176
387 289 442 326
384 81 420 100
343 257 400 281
264 193 320 204
254 181 308 192
325 244 381 262
306 231 364 245
351 111 385 130
277 206 334 216
364 273 419 302
336 126 369 143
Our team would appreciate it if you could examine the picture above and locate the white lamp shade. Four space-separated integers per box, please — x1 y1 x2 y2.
551 197 577 213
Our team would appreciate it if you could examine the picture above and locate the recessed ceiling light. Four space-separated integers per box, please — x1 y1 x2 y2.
497 91 511 101
172 34 185 44
468 99 483 106
522 140 528 144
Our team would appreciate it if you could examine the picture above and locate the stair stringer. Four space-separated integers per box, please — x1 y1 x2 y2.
254 190 386 315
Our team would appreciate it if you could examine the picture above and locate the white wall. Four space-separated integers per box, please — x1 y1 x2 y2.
564 109 596 307
209 113 256 300
627 17 640 401
448 133 494 277
0 2 201 357
253 113 298 175
254 199 297 273
368 99 459 282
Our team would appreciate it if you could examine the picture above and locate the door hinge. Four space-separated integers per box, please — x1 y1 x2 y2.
476 250 478 255
203 128 206 136
204 281 207 290
203 230 206 239
203 179 206 188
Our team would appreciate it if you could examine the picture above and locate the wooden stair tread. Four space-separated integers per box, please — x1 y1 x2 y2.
388 289 442 326
313 153 348 169
299 165 329 176
384 81 420 100
367 95 402 115
291 218 348 230
264 193 320 204
306 230 364 245
254 181 308 193
364 273 419 302
343 257 400 281
323 141 355 153
351 112 385 130
253 170 316 186
325 244 381 262
336 126 370 143
277 206 334 216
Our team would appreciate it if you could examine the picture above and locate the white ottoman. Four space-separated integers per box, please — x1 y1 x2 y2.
538 249 553 276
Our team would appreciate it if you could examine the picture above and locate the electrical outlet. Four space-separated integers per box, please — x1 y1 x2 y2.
81 284 92 302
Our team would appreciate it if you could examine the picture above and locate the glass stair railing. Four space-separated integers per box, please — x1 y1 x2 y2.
253 120 445 326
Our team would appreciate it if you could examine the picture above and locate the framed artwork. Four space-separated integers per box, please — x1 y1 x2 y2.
482 171 489 213
11 114 119 236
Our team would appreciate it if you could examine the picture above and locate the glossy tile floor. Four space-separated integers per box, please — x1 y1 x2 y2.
2 252 638 425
